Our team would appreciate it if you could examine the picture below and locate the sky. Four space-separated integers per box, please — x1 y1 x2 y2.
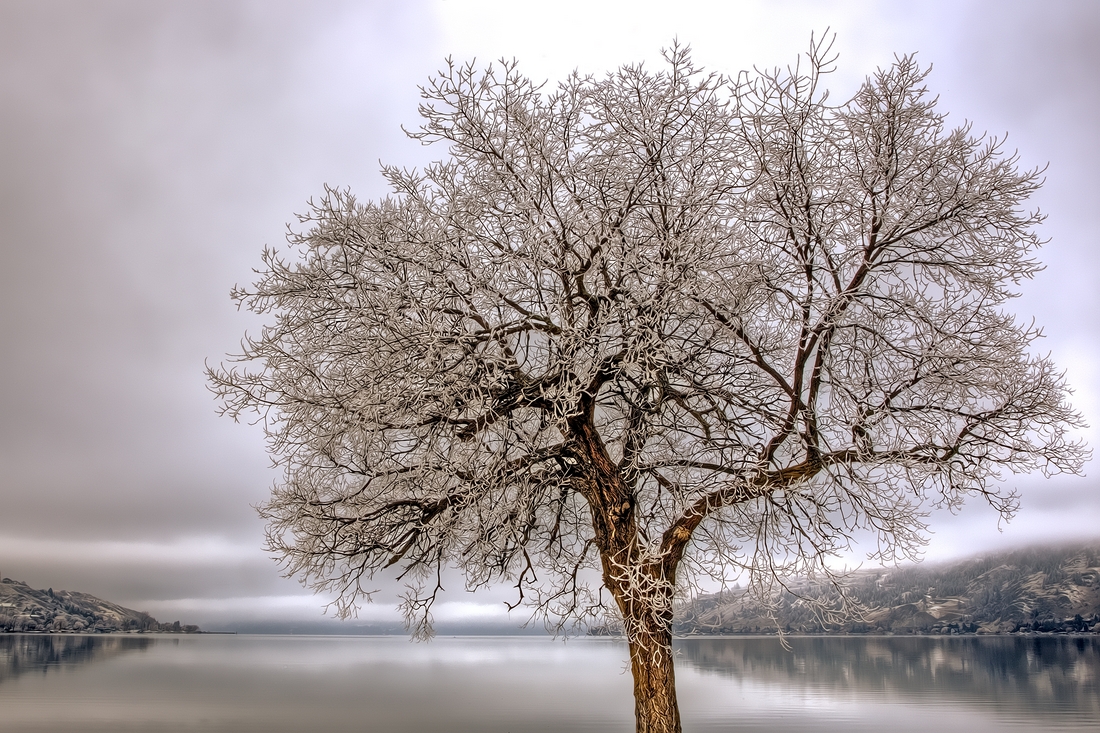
1 0 1098 631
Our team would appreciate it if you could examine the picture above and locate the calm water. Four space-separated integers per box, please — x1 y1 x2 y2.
0 634 1096 732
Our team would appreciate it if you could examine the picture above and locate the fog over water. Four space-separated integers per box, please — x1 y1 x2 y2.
1 0 1098 629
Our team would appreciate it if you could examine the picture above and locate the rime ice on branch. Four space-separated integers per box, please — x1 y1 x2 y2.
210 38 1087 733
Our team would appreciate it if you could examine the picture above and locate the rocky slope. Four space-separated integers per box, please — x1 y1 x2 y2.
672 544 1100 635
0 578 198 633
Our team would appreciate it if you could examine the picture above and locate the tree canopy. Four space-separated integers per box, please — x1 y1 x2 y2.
211 39 1086 733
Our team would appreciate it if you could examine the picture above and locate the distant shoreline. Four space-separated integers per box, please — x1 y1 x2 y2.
3 629 1097 638
0 629 234 635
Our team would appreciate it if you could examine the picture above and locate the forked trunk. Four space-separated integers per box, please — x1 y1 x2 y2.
572 416 683 732
626 615 682 733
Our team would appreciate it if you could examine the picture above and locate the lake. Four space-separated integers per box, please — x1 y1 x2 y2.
0 634 1096 732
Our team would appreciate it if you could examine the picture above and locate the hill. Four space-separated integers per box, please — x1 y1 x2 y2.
669 544 1100 635
0 578 199 633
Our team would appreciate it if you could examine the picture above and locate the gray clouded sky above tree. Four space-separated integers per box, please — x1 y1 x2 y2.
1 0 1097 629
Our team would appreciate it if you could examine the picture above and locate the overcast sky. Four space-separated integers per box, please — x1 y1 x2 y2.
1 0 1097 630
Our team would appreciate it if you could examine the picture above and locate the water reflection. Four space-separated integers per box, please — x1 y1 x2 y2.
678 636 1100 725
0 633 153 684
0 635 635 733
0 634 1096 732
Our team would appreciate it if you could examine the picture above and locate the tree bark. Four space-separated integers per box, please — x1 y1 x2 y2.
625 612 682 733
570 414 683 733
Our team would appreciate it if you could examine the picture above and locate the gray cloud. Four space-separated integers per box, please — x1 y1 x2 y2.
0 0 437 540
0 0 1096 623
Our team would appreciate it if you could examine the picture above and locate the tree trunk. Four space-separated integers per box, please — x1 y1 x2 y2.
625 614 682 733
569 415 682 732
629 616 677 730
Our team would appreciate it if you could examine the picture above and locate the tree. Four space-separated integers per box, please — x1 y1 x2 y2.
210 38 1087 733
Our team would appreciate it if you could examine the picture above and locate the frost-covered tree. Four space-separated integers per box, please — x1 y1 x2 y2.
210 39 1086 733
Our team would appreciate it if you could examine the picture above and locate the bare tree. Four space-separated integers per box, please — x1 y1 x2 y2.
210 39 1086 733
